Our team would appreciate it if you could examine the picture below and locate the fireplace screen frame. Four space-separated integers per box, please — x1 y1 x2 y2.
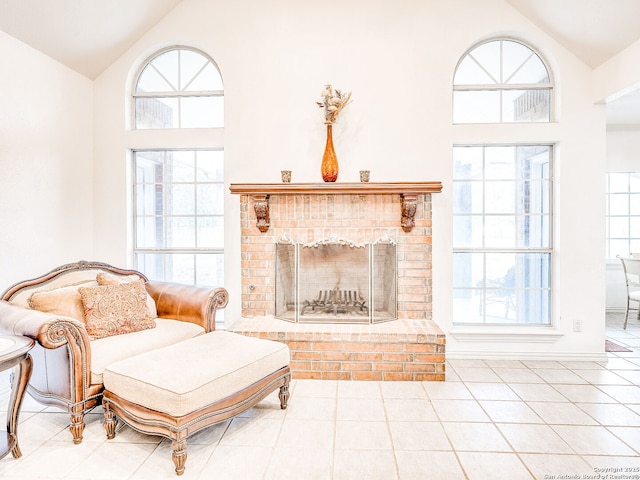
275 234 397 324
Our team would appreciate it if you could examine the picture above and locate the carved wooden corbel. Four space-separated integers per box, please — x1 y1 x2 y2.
252 195 270 232
400 194 418 232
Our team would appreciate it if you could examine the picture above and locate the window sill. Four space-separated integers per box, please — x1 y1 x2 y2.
449 326 564 343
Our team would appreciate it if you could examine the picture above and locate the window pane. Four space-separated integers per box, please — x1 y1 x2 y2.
518 145 551 179
454 56 496 85
151 50 179 90
503 89 550 122
453 90 500 123
180 50 209 90
609 194 629 215
518 215 550 248
166 152 194 182
507 54 549 84
631 195 640 215
166 184 195 215
453 182 483 214
485 182 515 213
197 150 224 181
197 184 224 215
197 216 224 248
502 41 549 84
468 41 500 82
180 96 224 128
453 253 484 287
610 217 629 238
485 216 515 247
135 97 178 128
135 183 158 216
608 173 629 193
165 217 196 247
453 289 484 323
609 239 630 258
137 64 173 92
196 253 225 286
136 216 163 248
186 62 223 91
519 181 550 215
485 146 515 179
453 215 482 248
453 146 483 179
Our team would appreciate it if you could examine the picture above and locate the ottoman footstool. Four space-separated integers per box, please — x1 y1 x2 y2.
101 331 291 476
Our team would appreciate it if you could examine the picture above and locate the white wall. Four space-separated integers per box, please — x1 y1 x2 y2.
93 0 610 359
0 31 94 290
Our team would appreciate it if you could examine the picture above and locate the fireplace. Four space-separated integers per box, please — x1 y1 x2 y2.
275 233 397 323
229 182 446 381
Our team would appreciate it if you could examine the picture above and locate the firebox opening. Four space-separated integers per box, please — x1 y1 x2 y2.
275 234 397 324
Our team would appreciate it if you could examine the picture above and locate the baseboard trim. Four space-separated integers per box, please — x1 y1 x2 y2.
446 351 609 362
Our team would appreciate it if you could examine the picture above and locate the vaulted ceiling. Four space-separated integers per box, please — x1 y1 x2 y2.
1 0 639 124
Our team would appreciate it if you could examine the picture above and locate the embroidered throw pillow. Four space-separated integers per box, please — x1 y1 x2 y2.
79 279 156 339
96 272 157 318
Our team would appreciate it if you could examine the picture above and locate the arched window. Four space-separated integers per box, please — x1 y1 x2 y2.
134 47 223 129
452 39 553 326
453 39 552 123
131 47 224 295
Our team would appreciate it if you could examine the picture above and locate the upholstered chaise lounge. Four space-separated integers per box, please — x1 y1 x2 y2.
0 260 228 444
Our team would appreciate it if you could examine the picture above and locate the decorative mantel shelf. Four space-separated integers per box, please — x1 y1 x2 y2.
229 182 443 233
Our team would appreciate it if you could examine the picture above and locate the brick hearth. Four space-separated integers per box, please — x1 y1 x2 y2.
229 316 446 381
229 182 445 380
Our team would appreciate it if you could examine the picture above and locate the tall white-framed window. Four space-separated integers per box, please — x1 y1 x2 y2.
606 172 640 259
453 38 553 123
452 145 553 325
132 47 224 290
133 149 224 286
453 37 554 326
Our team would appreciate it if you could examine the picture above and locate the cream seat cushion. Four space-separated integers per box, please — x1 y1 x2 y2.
90 318 204 384
103 331 291 417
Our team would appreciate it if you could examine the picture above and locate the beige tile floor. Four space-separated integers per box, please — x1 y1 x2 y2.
0 313 638 479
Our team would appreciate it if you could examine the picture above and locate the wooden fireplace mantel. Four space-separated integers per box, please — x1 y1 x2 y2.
229 182 442 233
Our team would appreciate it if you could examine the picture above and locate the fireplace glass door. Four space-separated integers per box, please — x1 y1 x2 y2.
275 235 397 324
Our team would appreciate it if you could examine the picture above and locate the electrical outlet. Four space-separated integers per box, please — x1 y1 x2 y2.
573 319 582 332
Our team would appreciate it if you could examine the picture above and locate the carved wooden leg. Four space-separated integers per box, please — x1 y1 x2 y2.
69 411 85 444
103 404 117 440
279 374 291 409
171 439 187 476
7 355 32 458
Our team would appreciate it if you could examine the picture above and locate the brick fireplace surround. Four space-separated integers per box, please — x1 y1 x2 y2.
229 182 446 381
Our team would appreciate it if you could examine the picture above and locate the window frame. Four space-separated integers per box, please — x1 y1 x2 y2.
131 147 225 287
452 144 554 326
606 171 640 261
129 45 225 295
453 38 554 124
132 46 224 129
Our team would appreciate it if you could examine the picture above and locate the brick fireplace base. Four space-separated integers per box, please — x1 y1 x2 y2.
228 316 446 381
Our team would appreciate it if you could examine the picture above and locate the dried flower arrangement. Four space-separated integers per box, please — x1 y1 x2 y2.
316 84 352 124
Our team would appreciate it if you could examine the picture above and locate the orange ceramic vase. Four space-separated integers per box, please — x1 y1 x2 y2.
321 123 338 182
